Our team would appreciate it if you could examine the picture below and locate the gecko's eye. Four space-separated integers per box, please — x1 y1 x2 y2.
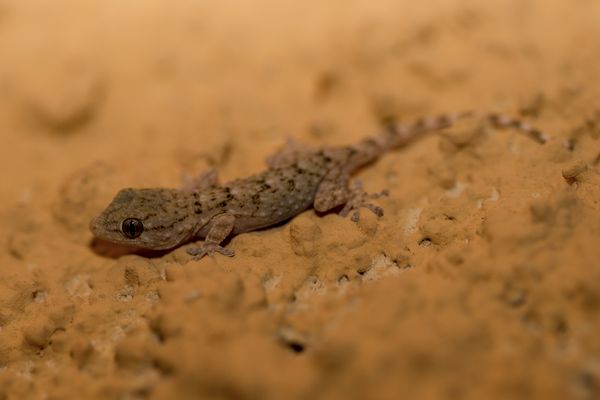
121 218 144 239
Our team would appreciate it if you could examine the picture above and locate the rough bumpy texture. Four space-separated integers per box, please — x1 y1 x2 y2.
1 0 600 399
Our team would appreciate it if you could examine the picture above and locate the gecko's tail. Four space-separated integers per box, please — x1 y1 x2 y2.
348 111 473 168
383 111 474 149
485 113 549 144
349 111 549 170
381 110 550 150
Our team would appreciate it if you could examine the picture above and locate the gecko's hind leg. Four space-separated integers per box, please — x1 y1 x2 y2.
182 168 220 192
187 213 236 259
339 180 389 222
314 169 388 222
313 167 352 213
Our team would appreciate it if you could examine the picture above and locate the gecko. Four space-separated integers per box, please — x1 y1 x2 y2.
89 112 548 259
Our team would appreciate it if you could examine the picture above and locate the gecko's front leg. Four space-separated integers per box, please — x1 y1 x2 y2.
187 213 236 259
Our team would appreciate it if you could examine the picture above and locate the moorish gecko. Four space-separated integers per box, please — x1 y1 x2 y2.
90 112 547 259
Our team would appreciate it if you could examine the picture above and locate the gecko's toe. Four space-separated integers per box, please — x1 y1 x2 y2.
348 203 384 222
372 189 389 199
187 247 208 259
365 203 384 217
340 181 388 222
187 244 235 259
218 247 236 257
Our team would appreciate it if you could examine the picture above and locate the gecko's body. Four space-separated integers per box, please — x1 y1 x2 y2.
90 113 547 259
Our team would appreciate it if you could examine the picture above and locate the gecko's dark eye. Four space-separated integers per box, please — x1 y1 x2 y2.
121 218 144 239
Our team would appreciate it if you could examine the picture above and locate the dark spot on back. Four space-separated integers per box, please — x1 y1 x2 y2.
287 180 295 191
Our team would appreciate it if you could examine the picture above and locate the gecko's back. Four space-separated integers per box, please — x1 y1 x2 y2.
215 150 337 233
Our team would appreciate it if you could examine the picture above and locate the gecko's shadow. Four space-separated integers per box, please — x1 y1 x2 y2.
89 238 173 259
88 236 236 260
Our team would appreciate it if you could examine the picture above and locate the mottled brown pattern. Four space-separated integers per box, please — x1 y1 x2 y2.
90 113 546 258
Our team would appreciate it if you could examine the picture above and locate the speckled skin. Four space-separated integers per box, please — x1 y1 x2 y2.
90 112 548 259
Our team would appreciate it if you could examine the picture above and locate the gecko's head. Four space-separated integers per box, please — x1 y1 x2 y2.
90 188 195 250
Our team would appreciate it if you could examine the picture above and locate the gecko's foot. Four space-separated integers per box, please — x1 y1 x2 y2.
187 243 235 259
182 168 219 192
339 180 389 222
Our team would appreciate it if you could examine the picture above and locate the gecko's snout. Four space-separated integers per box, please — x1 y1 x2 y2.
89 215 102 235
